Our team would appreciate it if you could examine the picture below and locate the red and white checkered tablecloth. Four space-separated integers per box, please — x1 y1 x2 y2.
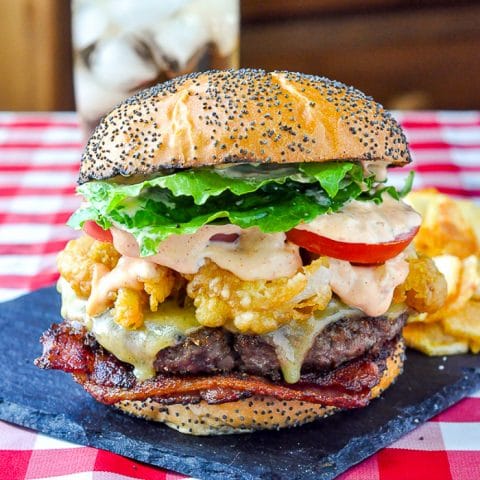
0 111 479 480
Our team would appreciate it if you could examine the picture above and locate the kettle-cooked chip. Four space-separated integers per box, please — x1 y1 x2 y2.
403 190 480 356
403 321 469 356
428 255 480 322
406 190 478 259
457 199 480 247
470 341 480 354
442 300 480 344
433 255 462 298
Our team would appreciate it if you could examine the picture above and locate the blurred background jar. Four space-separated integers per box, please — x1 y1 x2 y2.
2 2 479 116
72 0 239 138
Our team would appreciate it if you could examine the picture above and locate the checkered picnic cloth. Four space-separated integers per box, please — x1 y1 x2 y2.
0 111 479 480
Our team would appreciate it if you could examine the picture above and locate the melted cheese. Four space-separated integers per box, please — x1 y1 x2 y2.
90 301 200 380
58 277 87 322
268 300 362 383
111 225 301 281
58 278 200 380
296 195 421 244
269 299 409 384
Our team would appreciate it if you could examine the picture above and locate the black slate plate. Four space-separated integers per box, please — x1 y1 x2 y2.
0 287 479 480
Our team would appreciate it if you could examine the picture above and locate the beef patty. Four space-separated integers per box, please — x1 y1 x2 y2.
154 312 407 380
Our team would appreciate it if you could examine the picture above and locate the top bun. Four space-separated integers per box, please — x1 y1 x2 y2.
79 69 411 184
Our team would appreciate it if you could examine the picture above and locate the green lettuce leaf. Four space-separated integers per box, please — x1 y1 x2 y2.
298 162 362 198
359 171 415 204
79 166 304 207
68 162 413 256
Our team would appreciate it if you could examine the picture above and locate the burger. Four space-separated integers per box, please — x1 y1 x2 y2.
35 69 447 435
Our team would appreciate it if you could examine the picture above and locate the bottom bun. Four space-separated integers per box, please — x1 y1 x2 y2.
114 338 405 435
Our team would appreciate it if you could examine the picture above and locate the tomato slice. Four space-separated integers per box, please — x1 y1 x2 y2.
82 220 113 243
286 227 419 264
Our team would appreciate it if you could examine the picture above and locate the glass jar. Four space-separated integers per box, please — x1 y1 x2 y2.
72 0 239 139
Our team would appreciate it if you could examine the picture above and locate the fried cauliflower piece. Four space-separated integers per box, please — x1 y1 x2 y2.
59 235 180 329
89 260 179 329
186 258 332 334
113 288 147 329
393 256 447 313
57 235 120 298
143 269 178 312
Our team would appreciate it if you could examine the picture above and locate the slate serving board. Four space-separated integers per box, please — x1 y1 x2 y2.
0 287 479 480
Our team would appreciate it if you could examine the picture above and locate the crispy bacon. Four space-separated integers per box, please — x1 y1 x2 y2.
34 323 95 373
36 323 391 409
78 360 380 408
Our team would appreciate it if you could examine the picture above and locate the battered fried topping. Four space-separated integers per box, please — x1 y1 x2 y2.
186 258 331 334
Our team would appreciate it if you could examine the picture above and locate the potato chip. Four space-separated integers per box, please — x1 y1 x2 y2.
433 255 462 298
442 300 480 344
457 199 480 248
403 321 469 356
404 190 480 356
451 255 479 309
404 189 438 216
406 190 478 258
450 256 479 309
470 341 480 354
428 255 480 322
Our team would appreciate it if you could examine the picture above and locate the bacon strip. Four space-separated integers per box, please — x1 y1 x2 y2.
34 323 94 373
36 322 389 409
79 364 379 408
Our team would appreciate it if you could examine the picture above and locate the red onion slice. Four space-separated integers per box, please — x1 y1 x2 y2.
209 233 240 243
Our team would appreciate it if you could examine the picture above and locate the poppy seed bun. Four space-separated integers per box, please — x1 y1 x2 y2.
114 338 405 436
79 69 411 183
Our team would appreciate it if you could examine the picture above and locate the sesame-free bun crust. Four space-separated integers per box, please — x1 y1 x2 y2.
79 69 410 183
114 338 405 435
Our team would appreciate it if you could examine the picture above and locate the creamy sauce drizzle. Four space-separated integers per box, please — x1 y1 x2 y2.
296 195 421 244
328 254 409 316
86 257 165 316
361 160 389 182
111 225 302 281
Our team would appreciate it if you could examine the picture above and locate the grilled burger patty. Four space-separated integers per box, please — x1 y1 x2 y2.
154 312 407 379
